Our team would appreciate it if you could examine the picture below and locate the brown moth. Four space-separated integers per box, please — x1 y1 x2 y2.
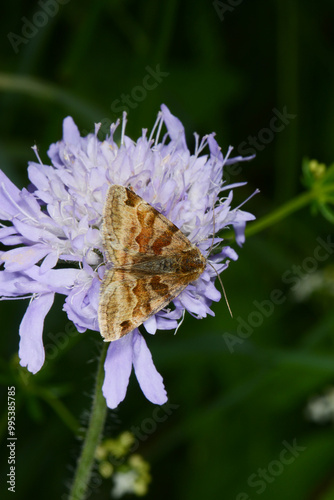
98 184 207 341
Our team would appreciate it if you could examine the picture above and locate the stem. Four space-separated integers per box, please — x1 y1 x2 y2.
245 189 315 237
68 342 109 500
222 183 334 241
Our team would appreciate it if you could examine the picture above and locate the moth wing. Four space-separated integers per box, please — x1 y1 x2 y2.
102 184 193 266
98 268 197 341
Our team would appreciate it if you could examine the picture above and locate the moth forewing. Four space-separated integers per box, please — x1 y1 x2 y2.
98 185 208 341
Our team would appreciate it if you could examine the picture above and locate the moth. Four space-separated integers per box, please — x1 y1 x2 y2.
98 184 207 341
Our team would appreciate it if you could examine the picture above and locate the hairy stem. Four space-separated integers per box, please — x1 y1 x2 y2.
68 342 108 500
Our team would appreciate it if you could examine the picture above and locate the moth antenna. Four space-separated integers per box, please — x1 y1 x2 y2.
206 198 216 258
208 261 233 318
205 195 232 317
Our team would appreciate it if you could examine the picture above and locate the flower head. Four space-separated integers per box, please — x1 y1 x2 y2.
0 105 255 408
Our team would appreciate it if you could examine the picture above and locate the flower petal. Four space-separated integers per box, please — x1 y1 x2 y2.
143 315 157 334
1 245 50 272
178 290 208 317
233 221 246 246
102 333 133 409
18 292 55 374
63 116 81 145
24 266 79 293
40 251 59 273
0 170 21 219
161 104 187 151
132 331 167 405
155 316 178 330
0 271 49 296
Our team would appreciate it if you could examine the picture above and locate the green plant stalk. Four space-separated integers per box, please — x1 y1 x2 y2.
68 342 108 500
221 184 334 242
245 189 315 237
246 184 334 237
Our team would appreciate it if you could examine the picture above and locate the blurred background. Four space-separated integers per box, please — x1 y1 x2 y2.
1 0 334 499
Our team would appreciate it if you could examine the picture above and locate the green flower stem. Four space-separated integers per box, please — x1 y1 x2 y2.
68 342 109 500
245 184 334 238
221 184 334 242
245 189 315 237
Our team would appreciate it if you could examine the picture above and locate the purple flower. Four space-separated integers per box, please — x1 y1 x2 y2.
0 105 255 408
